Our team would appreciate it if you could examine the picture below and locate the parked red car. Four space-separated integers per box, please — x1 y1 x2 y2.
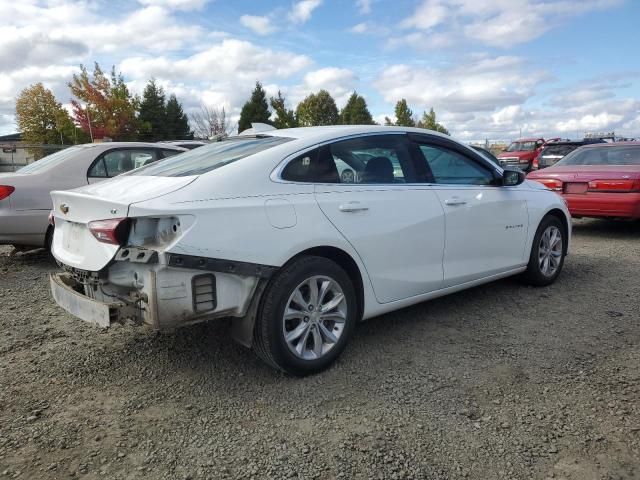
498 138 562 172
527 143 640 219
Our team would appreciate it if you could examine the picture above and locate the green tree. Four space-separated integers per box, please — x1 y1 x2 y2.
340 91 374 125
238 81 272 132
138 79 166 141
68 63 139 141
270 90 297 128
417 107 449 135
15 83 75 147
295 90 339 126
165 94 192 139
393 99 415 127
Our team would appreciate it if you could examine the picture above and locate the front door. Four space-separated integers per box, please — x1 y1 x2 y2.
411 137 529 287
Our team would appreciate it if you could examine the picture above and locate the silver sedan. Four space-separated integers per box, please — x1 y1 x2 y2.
0 142 186 249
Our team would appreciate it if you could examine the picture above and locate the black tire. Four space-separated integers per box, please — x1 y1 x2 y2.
44 226 54 252
253 255 357 376
522 215 566 286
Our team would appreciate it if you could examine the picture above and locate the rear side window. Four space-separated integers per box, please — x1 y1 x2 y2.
89 149 160 178
132 136 292 177
282 150 317 182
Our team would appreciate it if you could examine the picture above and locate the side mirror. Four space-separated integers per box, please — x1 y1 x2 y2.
503 168 526 186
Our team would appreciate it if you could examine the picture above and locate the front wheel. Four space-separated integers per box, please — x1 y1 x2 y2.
253 256 357 376
522 215 566 286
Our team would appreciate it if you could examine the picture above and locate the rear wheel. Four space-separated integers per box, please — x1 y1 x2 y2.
522 215 565 286
253 256 357 376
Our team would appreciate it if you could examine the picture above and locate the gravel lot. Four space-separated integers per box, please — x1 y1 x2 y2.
0 218 639 480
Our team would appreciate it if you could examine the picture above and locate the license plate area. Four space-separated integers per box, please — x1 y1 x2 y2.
564 182 588 194
62 221 86 254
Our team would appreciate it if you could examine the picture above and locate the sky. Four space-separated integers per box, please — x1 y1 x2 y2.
1 0 639 141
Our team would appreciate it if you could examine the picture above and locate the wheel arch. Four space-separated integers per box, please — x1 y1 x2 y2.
286 246 365 322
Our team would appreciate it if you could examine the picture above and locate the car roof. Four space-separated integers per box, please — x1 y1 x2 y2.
581 141 640 148
81 142 187 150
264 125 452 143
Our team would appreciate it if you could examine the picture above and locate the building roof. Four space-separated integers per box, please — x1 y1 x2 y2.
0 133 22 142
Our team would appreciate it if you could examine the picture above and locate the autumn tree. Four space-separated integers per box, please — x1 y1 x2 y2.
165 94 192 140
138 79 166 141
340 91 374 125
393 99 415 127
296 90 339 126
68 63 139 141
238 81 272 132
15 83 75 154
417 107 449 135
270 90 297 129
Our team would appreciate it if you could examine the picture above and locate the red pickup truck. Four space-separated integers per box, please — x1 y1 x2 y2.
497 137 559 172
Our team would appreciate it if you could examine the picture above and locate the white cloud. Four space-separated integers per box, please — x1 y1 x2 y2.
350 22 369 34
240 15 276 35
356 0 372 14
136 0 209 10
289 0 323 24
290 67 358 107
400 0 449 30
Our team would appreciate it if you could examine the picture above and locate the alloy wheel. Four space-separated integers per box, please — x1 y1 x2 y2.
538 225 563 277
282 275 347 360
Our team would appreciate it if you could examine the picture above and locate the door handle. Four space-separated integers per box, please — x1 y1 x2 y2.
339 202 369 212
444 197 467 206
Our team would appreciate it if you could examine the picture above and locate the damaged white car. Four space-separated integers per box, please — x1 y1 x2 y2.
50 126 571 375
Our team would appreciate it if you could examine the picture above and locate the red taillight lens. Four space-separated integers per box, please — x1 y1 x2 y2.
0 185 15 200
533 178 563 191
88 218 131 245
587 179 640 193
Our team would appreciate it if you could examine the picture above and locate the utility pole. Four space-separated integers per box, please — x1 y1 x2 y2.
86 105 94 142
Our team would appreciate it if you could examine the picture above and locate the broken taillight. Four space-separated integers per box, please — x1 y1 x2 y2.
587 179 640 193
0 185 15 200
88 218 131 245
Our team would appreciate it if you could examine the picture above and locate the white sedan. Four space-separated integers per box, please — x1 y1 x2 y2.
49 126 570 375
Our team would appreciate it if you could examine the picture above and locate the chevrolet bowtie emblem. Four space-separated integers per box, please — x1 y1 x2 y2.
60 204 69 214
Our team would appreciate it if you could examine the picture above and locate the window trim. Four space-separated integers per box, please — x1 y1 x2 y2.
407 133 503 187
271 131 412 185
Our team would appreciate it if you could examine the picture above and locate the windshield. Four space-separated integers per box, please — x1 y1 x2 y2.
541 144 579 157
16 146 85 174
131 136 292 177
556 145 640 166
506 141 537 152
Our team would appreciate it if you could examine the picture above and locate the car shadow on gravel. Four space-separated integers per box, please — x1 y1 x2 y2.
572 218 640 238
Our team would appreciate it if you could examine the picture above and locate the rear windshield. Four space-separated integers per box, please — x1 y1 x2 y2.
556 146 640 166
131 136 292 177
16 146 86 173
541 144 579 157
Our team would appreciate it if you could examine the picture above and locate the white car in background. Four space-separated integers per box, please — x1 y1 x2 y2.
0 142 186 249
49 126 571 375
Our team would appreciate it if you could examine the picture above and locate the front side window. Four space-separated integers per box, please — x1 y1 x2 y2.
417 144 495 185
132 136 292 177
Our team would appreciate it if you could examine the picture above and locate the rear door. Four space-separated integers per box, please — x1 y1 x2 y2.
307 133 445 303
409 134 529 287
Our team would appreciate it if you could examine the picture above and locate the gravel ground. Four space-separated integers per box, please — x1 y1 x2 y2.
0 218 639 480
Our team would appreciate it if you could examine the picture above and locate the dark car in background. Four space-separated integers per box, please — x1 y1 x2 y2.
538 139 606 169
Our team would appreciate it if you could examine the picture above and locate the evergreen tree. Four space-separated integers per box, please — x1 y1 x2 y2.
238 81 272 132
165 94 192 139
138 79 166 141
270 90 298 128
340 92 374 125
394 99 415 127
417 107 449 135
295 90 339 126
